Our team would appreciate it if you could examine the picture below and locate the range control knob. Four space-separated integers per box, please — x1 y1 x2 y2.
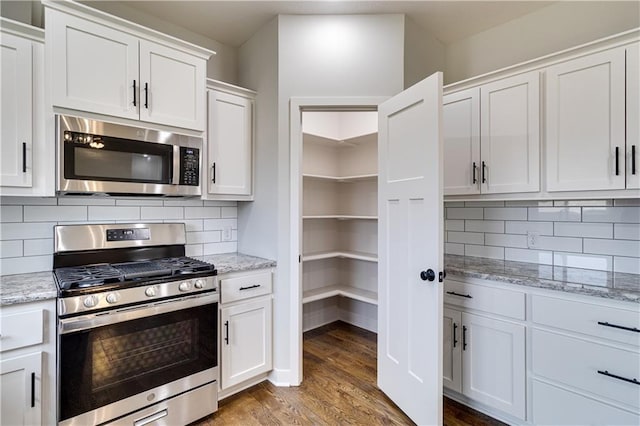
106 293 119 304
194 279 205 289
179 281 192 292
145 287 157 297
83 295 98 308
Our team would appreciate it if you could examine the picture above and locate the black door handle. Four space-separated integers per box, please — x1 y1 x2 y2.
597 370 640 385
420 269 435 281
453 323 458 348
481 161 486 183
224 320 229 345
133 80 137 107
211 163 216 184
22 142 27 173
615 146 620 176
31 372 35 407
633 145 637 175
144 82 149 109
462 325 468 350
472 162 477 184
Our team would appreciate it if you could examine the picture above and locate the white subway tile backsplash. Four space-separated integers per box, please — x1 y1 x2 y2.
185 207 222 219
140 207 184 220
58 197 115 206
554 222 613 239
446 208 483 220
179 219 204 232
445 220 465 231
464 201 505 207
505 221 554 236
536 236 583 252
203 218 238 231
465 244 504 260
23 239 54 256
0 240 23 258
186 231 222 244
584 239 640 257
116 198 164 206
0 222 56 240
0 255 51 275
553 200 613 207
203 241 237 255
88 206 140 221
445 243 465 255
614 199 640 206
444 202 465 208
614 257 640 274
505 200 553 207
528 207 581 222
505 248 553 265
485 233 528 248
465 220 504 233
582 207 640 223
484 207 527 221
0 197 56 205
614 224 640 240
164 199 204 207
0 205 22 222
24 206 86 222
448 231 484 245
221 207 238 219
186 244 204 257
553 252 613 271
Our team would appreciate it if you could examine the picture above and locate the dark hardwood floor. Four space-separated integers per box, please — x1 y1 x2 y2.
195 321 505 426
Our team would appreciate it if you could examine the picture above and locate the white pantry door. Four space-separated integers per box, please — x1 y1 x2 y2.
378 72 444 425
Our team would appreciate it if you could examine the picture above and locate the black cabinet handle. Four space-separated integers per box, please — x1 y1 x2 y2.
462 325 467 351
22 142 27 173
211 163 216 184
597 370 640 385
633 145 637 175
144 82 149 109
453 323 458 348
446 291 472 299
597 321 640 333
239 284 261 291
481 161 486 183
615 146 620 176
472 162 477 184
30 372 35 407
133 80 137 107
224 320 229 345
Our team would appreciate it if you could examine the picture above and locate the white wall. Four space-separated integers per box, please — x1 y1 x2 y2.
445 1 640 84
404 16 445 89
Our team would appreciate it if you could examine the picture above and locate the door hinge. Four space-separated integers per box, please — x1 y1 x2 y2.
298 255 301 263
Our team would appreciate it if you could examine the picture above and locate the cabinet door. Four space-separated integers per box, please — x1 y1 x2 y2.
48 9 139 120
546 47 626 191
627 43 640 189
480 72 540 194
139 40 206 131
1 32 32 188
462 312 525 420
220 297 272 389
443 88 481 195
0 352 42 426
443 308 462 393
207 90 253 196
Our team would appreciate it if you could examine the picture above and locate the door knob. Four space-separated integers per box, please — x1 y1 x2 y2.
420 269 436 282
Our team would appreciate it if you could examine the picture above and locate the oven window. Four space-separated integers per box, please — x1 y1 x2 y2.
64 135 173 184
59 303 217 422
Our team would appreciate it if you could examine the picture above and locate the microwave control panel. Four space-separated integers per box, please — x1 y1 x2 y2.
179 147 200 186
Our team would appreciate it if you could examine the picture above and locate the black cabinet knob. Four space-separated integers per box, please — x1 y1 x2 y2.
420 269 436 282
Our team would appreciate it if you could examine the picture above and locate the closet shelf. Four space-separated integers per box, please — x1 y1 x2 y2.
302 285 378 305
303 215 377 220
302 173 377 182
302 250 378 263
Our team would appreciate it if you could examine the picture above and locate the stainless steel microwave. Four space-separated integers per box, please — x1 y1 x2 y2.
57 115 201 196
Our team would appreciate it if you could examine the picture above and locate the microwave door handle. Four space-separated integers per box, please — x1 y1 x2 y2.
172 146 180 185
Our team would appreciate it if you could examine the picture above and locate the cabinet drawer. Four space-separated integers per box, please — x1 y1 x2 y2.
531 295 640 347
532 328 640 409
221 271 272 304
444 280 525 320
0 309 44 352
533 379 639 426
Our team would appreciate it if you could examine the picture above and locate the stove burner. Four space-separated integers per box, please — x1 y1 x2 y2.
55 264 124 290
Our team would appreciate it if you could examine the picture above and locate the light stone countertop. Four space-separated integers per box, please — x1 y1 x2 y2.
1 253 276 306
445 254 640 303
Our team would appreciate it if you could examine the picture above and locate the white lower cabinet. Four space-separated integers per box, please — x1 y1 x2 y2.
219 269 273 393
0 352 42 426
443 308 462 393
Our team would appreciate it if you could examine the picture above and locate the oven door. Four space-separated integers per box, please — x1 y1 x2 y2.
58 293 218 426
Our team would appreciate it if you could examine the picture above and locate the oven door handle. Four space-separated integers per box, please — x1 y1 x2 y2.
59 293 218 334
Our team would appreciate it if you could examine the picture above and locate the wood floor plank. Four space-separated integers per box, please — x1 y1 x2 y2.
193 321 506 426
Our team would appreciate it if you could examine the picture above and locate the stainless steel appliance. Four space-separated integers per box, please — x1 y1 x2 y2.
53 223 218 426
57 115 202 196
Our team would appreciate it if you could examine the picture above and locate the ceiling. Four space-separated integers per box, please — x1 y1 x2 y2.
111 1 555 47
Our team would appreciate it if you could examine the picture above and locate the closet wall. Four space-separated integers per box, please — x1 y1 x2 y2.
301 111 379 332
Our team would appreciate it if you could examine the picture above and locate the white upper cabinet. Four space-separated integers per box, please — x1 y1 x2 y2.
546 47 627 191
627 43 640 190
44 1 212 131
480 72 540 194
1 31 33 188
205 81 255 199
49 10 139 121
139 40 206 130
443 88 481 195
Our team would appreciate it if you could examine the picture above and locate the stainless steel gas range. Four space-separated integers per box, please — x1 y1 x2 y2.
53 223 218 426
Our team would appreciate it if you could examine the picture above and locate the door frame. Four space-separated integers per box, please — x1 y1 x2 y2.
289 96 388 385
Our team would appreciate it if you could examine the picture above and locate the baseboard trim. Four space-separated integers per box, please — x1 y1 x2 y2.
268 368 293 387
444 389 526 425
